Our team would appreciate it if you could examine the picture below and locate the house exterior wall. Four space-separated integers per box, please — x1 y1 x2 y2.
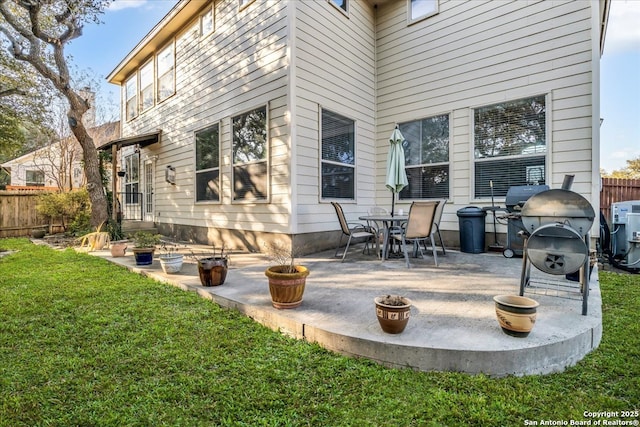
111 0 604 253
375 0 601 236
118 0 292 249
292 0 376 234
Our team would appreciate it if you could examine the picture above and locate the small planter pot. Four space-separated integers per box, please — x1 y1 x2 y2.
374 295 412 334
265 265 309 309
198 257 228 286
31 229 46 239
159 254 184 274
493 295 539 338
132 248 155 266
110 240 128 257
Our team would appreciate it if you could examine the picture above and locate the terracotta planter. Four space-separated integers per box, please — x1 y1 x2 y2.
159 254 184 274
198 257 228 286
374 295 412 334
265 265 309 309
493 295 539 338
132 248 155 266
110 240 128 257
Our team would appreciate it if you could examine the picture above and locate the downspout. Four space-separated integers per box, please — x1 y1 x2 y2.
591 0 603 236
287 0 298 238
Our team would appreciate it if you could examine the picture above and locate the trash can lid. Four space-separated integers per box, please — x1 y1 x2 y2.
456 206 487 217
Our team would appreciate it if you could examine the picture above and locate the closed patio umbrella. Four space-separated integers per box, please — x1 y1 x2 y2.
386 126 409 216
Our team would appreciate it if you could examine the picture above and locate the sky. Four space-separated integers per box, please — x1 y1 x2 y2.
66 0 640 174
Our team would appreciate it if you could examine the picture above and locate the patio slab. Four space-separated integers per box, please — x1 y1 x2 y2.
88 245 602 377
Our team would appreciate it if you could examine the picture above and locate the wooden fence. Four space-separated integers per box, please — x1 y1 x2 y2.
600 178 640 223
0 190 60 238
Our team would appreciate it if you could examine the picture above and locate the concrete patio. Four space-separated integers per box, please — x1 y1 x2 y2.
86 243 602 378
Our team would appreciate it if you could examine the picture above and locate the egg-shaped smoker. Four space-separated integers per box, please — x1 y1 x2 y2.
519 188 595 315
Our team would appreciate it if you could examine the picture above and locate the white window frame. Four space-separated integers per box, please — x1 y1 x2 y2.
407 0 439 25
200 5 214 36
25 170 45 187
231 105 269 204
139 59 155 113
156 41 175 103
329 0 349 16
472 94 549 199
320 108 357 201
125 74 138 121
195 123 222 203
398 113 451 200
239 0 255 11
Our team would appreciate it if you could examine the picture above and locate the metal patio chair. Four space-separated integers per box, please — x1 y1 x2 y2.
390 200 440 268
331 202 378 262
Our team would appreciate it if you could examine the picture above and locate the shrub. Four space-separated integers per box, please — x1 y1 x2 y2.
36 189 91 233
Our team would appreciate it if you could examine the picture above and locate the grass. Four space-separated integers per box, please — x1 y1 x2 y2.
0 238 638 426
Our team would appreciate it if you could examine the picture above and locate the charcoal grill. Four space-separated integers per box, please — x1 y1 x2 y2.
519 188 596 315
501 185 549 257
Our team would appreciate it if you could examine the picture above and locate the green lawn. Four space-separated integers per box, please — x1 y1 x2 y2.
0 238 638 426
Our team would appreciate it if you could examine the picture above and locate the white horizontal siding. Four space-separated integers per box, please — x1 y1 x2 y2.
375 0 597 234
292 0 377 234
121 0 292 234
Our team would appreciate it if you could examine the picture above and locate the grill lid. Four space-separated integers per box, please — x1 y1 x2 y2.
520 189 595 236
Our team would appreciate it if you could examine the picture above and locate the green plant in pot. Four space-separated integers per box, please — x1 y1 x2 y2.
264 240 309 309
132 231 161 266
158 241 184 274
191 244 229 286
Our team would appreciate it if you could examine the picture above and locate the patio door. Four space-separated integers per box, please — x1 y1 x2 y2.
144 161 154 222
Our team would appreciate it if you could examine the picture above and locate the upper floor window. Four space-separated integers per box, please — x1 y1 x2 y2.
195 124 220 202
239 0 254 10
125 75 137 121
139 60 154 113
157 43 175 102
232 106 268 202
408 0 438 24
321 109 355 200
330 0 348 13
25 170 44 187
473 95 547 198
399 114 450 200
201 6 213 35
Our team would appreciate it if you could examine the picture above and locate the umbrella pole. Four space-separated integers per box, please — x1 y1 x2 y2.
391 193 395 217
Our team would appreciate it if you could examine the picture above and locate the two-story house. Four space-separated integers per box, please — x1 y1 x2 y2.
103 0 609 253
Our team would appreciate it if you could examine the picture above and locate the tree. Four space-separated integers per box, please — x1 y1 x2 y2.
603 156 640 179
0 0 111 227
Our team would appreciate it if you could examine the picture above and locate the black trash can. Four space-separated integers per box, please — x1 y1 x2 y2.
457 206 487 253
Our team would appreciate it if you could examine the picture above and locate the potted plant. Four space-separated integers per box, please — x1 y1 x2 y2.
264 241 309 309
79 222 110 251
191 244 229 286
493 295 539 338
374 294 412 334
158 242 184 274
106 220 128 257
132 231 161 266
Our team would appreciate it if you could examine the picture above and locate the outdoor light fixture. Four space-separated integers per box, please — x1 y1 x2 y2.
165 165 176 185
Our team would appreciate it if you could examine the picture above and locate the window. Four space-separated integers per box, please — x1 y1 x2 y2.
239 0 254 9
408 0 438 23
25 170 44 186
232 106 268 202
157 43 175 102
125 75 137 121
399 114 450 200
330 0 348 13
201 7 213 35
195 124 220 202
321 109 355 200
139 60 154 112
124 153 140 204
473 95 547 198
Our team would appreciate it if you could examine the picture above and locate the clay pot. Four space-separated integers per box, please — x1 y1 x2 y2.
110 240 128 257
493 295 539 338
198 257 228 286
265 265 309 309
374 295 412 334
